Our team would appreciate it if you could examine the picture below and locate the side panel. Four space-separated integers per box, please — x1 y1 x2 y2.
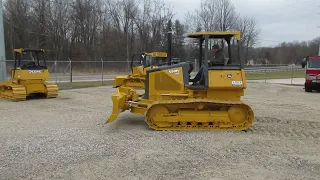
208 69 246 90
144 62 191 100
12 69 49 80
148 67 184 100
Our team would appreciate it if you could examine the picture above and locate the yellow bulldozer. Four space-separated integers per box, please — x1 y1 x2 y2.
113 51 168 89
106 31 255 131
0 48 58 101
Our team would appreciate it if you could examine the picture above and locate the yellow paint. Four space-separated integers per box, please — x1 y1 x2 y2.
208 69 245 89
146 52 167 58
12 69 50 80
113 51 167 89
148 66 185 100
14 48 23 54
0 49 58 101
107 65 254 130
106 31 255 131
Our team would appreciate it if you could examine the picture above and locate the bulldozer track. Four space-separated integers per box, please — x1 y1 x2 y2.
45 83 59 98
0 84 26 101
144 99 255 131
246 117 320 140
0 82 58 101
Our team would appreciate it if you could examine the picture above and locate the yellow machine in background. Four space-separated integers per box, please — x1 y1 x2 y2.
0 48 58 101
113 51 167 89
106 31 255 131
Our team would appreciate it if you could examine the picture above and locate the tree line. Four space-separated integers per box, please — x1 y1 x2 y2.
2 0 319 67
250 37 320 65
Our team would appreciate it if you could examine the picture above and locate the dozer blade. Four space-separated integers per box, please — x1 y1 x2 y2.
105 87 137 124
106 94 126 123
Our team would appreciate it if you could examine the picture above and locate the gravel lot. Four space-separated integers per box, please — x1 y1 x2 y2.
1 82 320 180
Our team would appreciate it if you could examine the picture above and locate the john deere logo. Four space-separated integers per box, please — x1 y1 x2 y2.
28 70 42 73
227 74 232 78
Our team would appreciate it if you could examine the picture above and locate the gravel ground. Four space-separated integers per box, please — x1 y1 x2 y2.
1 82 320 180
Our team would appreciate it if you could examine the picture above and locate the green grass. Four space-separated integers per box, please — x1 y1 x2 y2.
246 70 305 80
55 70 305 90
57 80 114 90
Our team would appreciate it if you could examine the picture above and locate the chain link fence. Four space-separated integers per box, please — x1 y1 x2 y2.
1 59 305 89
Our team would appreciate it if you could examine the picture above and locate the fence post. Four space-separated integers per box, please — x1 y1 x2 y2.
264 63 267 83
69 58 72 88
54 60 57 83
0 56 5 81
101 58 104 85
291 64 294 85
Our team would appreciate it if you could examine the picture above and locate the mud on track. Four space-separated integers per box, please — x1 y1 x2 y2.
0 82 320 180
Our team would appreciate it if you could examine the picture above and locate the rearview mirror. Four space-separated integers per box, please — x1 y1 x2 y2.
301 61 305 68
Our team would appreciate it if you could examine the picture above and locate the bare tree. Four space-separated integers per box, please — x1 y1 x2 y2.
214 0 238 31
132 0 151 52
106 0 138 69
236 15 260 63
149 0 174 51
4 0 32 49
185 0 216 32
133 0 173 52
69 0 104 61
46 0 73 60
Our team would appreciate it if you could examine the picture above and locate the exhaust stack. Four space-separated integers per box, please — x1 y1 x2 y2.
167 19 172 65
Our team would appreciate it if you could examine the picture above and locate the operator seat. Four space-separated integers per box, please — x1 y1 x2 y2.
21 61 37 70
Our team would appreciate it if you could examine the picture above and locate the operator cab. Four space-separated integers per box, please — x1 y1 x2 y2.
130 52 168 71
143 31 244 99
145 52 168 66
14 48 47 70
186 32 243 89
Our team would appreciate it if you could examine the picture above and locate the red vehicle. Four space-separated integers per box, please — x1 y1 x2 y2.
301 56 320 92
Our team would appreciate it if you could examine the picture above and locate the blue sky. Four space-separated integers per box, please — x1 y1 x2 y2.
164 0 320 47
